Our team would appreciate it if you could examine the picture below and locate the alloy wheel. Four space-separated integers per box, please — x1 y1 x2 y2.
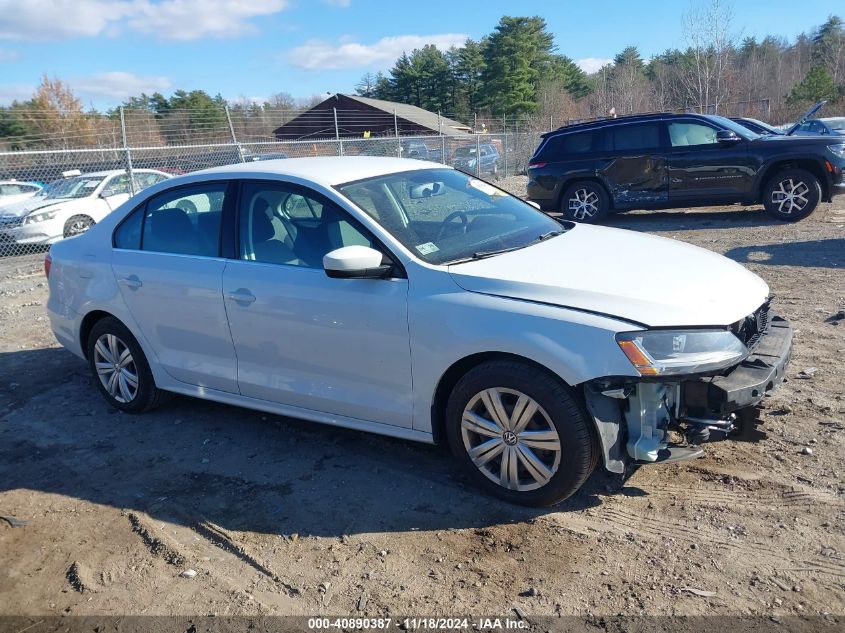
770 179 809 215
93 333 139 403
568 188 599 220
460 387 562 492
66 218 93 236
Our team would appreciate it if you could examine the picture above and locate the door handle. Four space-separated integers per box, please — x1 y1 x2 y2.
226 289 256 304
119 275 142 290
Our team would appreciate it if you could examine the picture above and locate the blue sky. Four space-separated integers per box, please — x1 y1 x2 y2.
0 0 838 110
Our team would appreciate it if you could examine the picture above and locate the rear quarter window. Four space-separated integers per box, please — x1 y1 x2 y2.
537 131 596 161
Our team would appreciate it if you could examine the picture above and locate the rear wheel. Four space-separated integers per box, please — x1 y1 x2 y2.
86 317 170 413
445 360 595 506
762 169 821 221
63 215 95 238
561 181 609 223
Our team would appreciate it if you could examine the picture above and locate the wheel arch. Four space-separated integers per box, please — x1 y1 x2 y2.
557 177 614 211
430 351 589 446
758 159 829 201
78 309 117 360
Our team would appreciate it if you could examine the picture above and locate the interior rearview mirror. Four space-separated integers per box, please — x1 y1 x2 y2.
526 200 541 210
716 130 741 143
323 246 391 279
409 182 446 199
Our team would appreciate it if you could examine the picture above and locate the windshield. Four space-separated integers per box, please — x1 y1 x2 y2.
336 168 565 265
45 176 105 199
706 115 760 139
454 147 477 157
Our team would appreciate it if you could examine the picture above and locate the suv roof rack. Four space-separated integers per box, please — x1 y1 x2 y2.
546 111 695 136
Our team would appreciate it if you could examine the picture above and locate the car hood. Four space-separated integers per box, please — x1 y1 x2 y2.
0 197 74 218
785 100 827 135
447 224 769 328
752 133 840 146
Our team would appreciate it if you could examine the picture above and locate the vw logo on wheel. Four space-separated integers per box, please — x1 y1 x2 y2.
502 430 518 446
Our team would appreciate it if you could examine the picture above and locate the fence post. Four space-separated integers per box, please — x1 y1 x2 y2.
503 128 509 177
333 107 343 156
225 105 245 162
119 107 135 196
549 114 553 131
475 133 481 177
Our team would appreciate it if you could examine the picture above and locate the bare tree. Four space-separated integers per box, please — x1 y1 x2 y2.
681 0 737 113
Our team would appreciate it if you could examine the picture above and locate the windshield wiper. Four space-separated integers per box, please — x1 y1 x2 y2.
446 230 565 265
533 230 563 243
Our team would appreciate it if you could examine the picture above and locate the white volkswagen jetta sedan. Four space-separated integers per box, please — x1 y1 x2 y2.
0 169 170 245
46 157 792 506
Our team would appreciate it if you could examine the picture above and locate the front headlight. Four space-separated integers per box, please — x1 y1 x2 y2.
828 144 845 159
616 329 747 376
24 209 59 224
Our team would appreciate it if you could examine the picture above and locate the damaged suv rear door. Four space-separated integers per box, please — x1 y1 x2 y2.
598 120 668 207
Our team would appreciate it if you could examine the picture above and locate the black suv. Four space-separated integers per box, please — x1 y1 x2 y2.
527 113 845 222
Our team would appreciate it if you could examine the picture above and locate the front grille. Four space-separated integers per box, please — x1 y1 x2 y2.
731 299 771 349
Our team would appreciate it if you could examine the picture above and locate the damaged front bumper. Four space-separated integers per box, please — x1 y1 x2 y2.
585 313 793 474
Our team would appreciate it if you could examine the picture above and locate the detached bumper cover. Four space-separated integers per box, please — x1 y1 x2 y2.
683 314 793 417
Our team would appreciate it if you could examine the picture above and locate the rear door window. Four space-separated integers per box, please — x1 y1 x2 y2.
610 123 663 151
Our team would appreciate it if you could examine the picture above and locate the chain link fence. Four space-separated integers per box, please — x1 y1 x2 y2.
0 130 544 266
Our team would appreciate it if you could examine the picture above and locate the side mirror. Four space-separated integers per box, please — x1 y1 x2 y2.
717 130 741 143
323 245 391 279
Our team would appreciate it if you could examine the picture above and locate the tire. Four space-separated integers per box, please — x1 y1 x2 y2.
86 316 171 413
762 168 821 221
445 360 595 507
561 181 609 223
63 215 95 238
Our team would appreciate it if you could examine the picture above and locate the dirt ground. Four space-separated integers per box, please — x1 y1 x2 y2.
0 182 843 621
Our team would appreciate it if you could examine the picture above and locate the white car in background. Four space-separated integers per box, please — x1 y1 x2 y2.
0 169 170 246
46 157 792 506
0 180 43 208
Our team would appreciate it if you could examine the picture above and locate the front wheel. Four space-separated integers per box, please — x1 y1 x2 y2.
762 169 821 221
561 181 609 223
445 360 595 506
64 215 95 238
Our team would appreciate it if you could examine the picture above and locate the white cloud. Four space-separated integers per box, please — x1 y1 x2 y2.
289 33 469 70
0 84 34 104
576 57 614 74
0 1 132 40
128 0 289 41
0 0 289 41
72 71 172 102
0 48 18 62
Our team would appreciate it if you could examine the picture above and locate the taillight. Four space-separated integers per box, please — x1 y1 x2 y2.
44 253 52 278
528 162 546 169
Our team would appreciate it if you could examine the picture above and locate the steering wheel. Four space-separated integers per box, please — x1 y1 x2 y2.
436 211 469 241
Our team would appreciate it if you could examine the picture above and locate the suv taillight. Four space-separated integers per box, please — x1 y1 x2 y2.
44 253 52 278
528 162 546 169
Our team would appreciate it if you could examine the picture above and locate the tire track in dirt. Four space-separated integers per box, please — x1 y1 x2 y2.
567 505 845 579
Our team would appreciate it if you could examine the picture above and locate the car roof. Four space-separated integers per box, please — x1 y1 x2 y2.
60 169 164 178
196 156 443 187
543 112 709 137
0 180 41 186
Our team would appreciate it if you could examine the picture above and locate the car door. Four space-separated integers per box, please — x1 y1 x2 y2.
222 180 414 428
599 121 668 208
111 181 239 393
665 119 753 203
98 174 133 218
